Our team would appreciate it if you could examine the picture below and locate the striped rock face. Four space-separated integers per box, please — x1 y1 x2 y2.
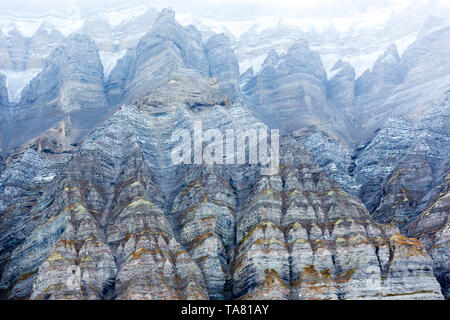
0 8 449 300
0 92 444 299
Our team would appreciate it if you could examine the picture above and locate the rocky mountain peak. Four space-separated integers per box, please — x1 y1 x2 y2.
372 44 402 75
205 33 241 102
0 5 449 301
242 40 351 142
240 66 254 85
26 33 102 90
284 40 327 82
34 22 54 35
327 60 356 115
155 7 176 24
262 49 280 68
287 39 311 53
137 7 208 76
329 60 355 81
4 33 109 154
81 16 112 36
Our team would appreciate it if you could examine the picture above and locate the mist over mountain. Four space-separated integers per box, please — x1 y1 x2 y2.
0 0 448 300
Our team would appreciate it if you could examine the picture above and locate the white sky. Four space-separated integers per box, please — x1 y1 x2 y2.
0 0 443 19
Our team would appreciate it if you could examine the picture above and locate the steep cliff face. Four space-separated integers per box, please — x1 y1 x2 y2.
107 8 210 106
80 17 115 53
0 73 8 154
367 92 450 298
0 7 449 300
205 33 242 103
242 40 353 143
298 91 449 299
0 97 443 299
406 160 449 299
327 60 356 116
3 34 109 154
232 136 442 300
236 15 450 299
353 22 450 143
368 94 450 226
0 25 64 71
0 18 445 299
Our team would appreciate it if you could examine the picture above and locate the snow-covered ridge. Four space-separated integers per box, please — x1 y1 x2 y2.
0 0 449 103
0 11 83 37
178 4 399 39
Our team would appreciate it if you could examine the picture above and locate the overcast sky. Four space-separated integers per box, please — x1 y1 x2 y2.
0 0 443 19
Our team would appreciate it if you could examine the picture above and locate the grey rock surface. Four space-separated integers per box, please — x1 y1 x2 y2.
205 33 242 102
0 73 8 106
107 8 210 106
242 40 354 143
1 34 110 155
327 60 356 116
0 7 449 300
0 99 443 299
0 73 7 154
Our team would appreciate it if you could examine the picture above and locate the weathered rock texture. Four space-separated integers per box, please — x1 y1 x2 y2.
242 40 354 143
0 8 449 300
1 34 110 155
0 25 65 71
0 73 8 154
205 33 242 102
0 100 444 299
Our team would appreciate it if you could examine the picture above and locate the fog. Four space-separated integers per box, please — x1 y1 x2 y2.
1 0 445 20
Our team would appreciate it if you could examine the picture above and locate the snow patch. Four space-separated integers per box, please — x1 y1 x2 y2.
320 49 385 78
102 4 149 28
0 69 42 103
239 54 267 75
99 50 127 78
396 32 419 55
0 12 83 37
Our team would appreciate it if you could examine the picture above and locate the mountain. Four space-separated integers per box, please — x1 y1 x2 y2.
1 34 110 155
0 4 449 300
242 40 355 144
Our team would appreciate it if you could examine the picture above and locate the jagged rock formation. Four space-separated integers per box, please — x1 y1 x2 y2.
80 17 115 53
0 7 449 300
205 33 242 102
355 44 404 103
229 135 442 300
236 14 450 300
0 25 64 71
0 96 443 299
242 40 354 143
294 129 356 195
353 22 450 142
2 34 110 154
406 160 449 298
240 67 254 87
367 94 450 227
0 73 8 154
107 8 210 106
366 92 450 298
327 60 356 116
